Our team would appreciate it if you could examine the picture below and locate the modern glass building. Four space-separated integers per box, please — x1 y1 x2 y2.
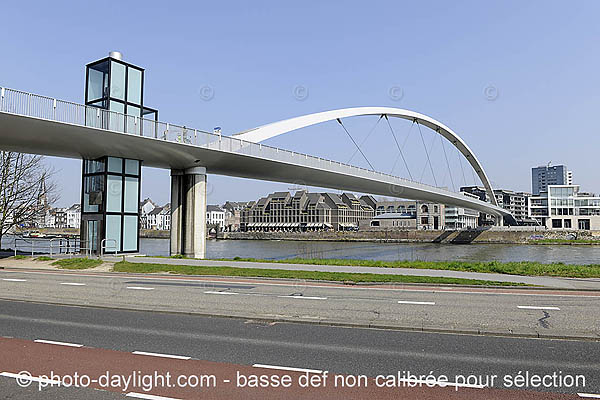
81 52 157 253
85 51 157 125
531 164 571 195
528 185 600 229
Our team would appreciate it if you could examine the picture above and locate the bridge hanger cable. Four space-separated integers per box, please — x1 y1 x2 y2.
384 115 413 181
417 121 438 187
347 115 383 164
419 126 438 184
439 132 455 191
336 118 375 171
390 120 415 177
457 147 467 187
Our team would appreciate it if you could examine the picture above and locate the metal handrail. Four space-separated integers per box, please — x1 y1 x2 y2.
0 86 447 193
100 238 117 257
12 236 88 258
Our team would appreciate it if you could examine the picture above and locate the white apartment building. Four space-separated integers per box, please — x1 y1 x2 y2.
445 192 479 230
66 204 81 229
528 185 600 230
207 205 225 230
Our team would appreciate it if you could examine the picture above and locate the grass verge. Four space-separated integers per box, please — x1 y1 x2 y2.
530 239 600 245
114 261 525 286
12 255 30 260
220 257 600 279
52 258 103 269
35 256 53 261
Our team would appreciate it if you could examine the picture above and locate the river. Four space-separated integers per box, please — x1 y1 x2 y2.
141 238 599 264
3 235 599 264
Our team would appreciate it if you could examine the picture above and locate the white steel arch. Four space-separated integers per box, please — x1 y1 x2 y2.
233 107 498 207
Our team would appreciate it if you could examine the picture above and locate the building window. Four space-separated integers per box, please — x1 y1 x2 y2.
578 219 590 230
551 219 562 228
564 219 572 229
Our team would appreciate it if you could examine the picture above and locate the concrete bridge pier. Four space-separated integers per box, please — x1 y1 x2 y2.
170 167 207 259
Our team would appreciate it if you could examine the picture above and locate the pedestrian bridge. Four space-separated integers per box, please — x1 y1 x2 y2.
0 87 512 256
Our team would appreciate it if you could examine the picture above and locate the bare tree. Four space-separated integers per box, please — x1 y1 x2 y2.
0 152 58 246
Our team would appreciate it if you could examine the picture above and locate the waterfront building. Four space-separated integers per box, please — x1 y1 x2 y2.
528 185 600 230
66 204 81 229
222 201 252 232
359 200 444 231
460 186 531 225
444 192 479 230
207 205 226 230
531 164 571 195
158 204 171 230
139 201 170 230
146 206 163 230
240 190 374 232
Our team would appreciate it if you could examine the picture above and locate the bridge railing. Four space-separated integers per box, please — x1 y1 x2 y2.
0 86 444 193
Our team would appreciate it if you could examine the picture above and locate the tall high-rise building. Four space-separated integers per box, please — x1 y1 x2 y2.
531 164 569 195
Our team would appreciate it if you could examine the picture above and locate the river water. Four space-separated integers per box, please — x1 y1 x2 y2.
3 235 598 264
141 238 600 265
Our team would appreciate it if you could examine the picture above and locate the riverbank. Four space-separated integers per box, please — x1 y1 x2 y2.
114 260 521 286
224 229 600 244
218 257 600 278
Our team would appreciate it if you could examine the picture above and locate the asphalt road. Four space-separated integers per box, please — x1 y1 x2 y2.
0 268 599 339
0 299 598 399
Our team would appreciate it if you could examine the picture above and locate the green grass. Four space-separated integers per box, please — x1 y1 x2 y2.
530 238 600 245
52 258 103 269
114 261 525 286
221 257 600 279
35 256 53 261
13 255 30 260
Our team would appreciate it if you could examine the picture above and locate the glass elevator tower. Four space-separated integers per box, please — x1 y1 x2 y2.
81 51 157 254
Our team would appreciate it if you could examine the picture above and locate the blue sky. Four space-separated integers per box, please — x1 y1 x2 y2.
2 1 599 207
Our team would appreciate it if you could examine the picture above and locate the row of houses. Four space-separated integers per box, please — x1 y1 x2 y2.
37 204 81 229
139 200 235 231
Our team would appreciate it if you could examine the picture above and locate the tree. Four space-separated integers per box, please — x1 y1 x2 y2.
0 152 58 246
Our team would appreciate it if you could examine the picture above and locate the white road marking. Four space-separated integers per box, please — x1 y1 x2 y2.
132 351 191 360
2 278 27 282
579 393 600 398
278 295 327 300
60 282 86 286
204 291 238 295
398 300 436 305
126 393 182 400
4 269 600 298
34 339 83 348
517 305 560 310
253 363 322 374
0 371 61 385
126 286 155 291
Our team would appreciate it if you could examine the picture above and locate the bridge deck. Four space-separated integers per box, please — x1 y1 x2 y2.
0 88 509 217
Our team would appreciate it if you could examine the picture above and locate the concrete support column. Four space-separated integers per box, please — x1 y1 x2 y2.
496 214 504 226
170 167 207 259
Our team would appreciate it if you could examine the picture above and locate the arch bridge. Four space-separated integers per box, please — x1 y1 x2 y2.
0 87 512 258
